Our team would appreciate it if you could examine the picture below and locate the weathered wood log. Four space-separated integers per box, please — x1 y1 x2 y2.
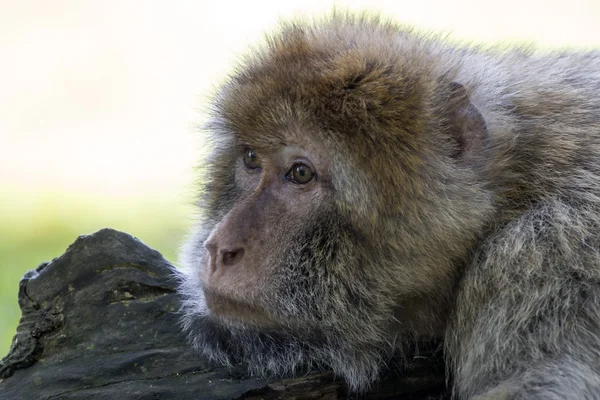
0 229 448 399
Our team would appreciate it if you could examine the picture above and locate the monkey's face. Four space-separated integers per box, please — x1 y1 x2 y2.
199 142 335 328
179 134 399 389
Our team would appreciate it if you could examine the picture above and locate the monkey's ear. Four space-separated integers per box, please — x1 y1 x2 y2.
445 82 487 162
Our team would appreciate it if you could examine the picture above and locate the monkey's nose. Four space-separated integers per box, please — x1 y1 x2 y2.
204 239 245 273
204 241 218 260
220 248 245 267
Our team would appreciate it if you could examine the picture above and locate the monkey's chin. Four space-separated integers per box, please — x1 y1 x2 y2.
181 305 391 393
178 267 393 391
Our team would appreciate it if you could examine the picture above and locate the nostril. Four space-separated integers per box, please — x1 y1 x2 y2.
221 248 245 267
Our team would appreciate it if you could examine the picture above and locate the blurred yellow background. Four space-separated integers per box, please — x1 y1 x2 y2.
1 0 599 357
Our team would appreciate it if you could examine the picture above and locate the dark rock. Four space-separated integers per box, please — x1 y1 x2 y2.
0 229 448 399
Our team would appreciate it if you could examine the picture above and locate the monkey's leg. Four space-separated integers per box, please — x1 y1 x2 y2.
446 200 600 399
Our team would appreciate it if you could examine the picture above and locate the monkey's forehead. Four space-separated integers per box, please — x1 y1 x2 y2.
210 15 445 153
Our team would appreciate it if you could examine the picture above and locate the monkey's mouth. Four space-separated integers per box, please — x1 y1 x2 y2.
203 288 277 327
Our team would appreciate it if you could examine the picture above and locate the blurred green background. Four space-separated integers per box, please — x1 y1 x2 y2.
2 0 599 358
0 192 192 356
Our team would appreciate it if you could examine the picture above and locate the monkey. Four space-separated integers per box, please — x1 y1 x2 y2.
177 13 600 399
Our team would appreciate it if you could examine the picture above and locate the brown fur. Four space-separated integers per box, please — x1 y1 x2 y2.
179 13 600 398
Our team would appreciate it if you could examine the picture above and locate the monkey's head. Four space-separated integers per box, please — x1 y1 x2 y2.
179 15 493 390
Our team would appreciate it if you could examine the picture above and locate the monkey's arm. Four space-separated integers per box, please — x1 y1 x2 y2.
447 199 600 399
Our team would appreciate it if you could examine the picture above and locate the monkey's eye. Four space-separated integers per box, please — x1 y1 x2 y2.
243 148 261 170
286 163 314 184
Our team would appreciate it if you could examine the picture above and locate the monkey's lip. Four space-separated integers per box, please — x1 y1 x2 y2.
203 288 276 327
